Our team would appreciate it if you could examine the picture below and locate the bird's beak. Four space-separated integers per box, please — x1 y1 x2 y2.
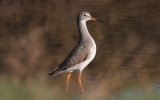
90 17 104 23
90 17 97 20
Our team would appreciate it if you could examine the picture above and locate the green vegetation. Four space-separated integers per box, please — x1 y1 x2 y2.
0 77 70 100
0 80 34 100
0 77 159 100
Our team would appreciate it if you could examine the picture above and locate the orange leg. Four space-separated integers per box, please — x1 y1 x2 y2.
66 73 72 92
78 73 84 93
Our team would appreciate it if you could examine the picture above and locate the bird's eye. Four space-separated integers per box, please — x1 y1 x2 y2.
84 14 86 16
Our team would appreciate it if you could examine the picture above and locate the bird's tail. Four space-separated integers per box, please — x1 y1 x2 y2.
48 69 61 77
47 70 55 77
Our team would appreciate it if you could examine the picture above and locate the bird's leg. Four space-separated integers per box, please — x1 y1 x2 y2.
66 73 72 92
78 73 84 93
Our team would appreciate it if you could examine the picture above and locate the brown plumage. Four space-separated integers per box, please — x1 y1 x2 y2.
48 42 89 77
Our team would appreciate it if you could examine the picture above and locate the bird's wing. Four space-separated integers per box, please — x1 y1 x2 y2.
55 42 89 73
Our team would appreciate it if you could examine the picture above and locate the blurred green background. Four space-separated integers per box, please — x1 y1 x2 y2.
0 0 160 100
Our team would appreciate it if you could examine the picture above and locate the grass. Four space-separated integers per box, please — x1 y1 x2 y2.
0 74 83 100
0 76 160 100
0 79 34 100
116 87 160 100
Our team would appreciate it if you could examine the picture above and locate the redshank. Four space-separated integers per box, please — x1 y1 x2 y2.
48 11 103 93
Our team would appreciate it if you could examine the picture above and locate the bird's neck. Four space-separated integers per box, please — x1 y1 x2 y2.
77 20 92 41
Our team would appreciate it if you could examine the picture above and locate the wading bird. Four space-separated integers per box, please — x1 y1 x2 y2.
48 11 103 93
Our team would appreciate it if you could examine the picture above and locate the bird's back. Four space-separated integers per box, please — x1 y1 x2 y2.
48 40 95 76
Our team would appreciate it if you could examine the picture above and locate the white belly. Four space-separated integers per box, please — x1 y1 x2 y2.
79 46 96 72
66 42 96 73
